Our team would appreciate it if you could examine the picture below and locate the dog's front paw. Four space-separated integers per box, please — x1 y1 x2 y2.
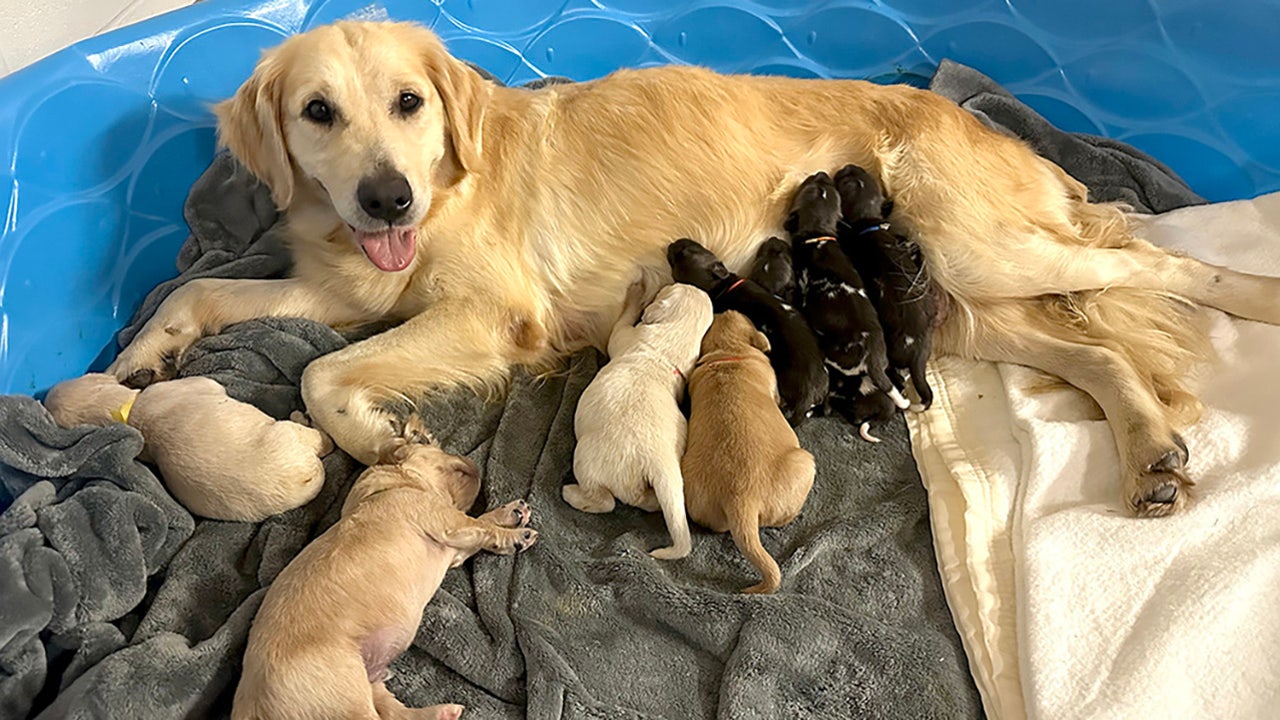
483 499 531 528
1126 443 1194 517
106 331 195 388
489 527 538 555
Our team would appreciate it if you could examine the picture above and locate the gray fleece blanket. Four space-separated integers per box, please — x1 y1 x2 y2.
0 61 1204 719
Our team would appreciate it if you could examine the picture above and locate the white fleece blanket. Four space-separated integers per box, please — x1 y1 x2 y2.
908 192 1280 720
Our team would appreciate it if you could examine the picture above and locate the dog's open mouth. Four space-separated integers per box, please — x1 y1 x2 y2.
353 226 417 272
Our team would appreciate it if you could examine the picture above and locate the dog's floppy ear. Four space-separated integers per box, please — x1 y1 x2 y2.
215 51 294 209
419 32 491 175
783 211 799 235
750 329 771 354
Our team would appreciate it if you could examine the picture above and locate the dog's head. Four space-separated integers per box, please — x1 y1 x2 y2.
666 239 732 292
215 21 490 272
641 283 712 326
344 439 481 515
833 164 888 223
699 310 771 359
784 172 841 239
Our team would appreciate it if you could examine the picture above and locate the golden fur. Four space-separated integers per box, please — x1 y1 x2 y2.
45 374 329 522
108 20 1280 515
232 436 536 720
681 312 816 594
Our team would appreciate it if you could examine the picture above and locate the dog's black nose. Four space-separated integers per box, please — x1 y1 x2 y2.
357 169 413 223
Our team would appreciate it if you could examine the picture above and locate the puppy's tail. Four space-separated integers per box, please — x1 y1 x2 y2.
728 505 781 594
647 458 692 561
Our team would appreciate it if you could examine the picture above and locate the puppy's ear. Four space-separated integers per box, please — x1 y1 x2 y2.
419 31 492 175
881 198 895 218
750 330 771 354
783 211 798 235
215 51 294 209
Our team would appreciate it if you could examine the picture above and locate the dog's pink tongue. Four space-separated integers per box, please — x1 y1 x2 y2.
356 227 417 272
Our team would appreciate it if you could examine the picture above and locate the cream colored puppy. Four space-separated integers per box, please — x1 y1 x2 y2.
682 312 816 594
233 436 537 720
44 373 330 522
564 282 713 560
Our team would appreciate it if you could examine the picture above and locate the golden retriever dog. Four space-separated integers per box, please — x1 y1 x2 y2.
44 373 330 522
682 311 816 594
232 435 537 720
564 281 713 559
107 20 1280 516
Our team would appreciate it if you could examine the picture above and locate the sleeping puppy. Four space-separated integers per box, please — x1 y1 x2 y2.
565 281 713 560
835 164 937 410
787 172 910 442
748 236 797 306
667 239 828 425
682 311 816 594
232 428 536 720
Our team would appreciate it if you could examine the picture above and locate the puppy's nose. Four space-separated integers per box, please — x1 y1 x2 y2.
357 169 413 223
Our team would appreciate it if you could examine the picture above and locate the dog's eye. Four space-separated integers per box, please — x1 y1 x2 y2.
304 99 333 125
398 92 422 115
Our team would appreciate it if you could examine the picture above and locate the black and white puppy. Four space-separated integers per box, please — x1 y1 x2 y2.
787 171 910 442
834 164 936 410
748 237 797 306
667 239 828 426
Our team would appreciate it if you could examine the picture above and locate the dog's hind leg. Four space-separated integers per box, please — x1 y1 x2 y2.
561 483 616 513
939 298 1194 516
372 683 463 720
646 455 692 560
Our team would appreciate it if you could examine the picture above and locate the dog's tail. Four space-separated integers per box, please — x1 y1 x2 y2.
728 504 781 594
647 456 692 561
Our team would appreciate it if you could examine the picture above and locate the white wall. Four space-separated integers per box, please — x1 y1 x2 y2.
0 0 190 75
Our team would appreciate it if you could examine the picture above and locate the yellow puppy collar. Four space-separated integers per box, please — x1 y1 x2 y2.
110 396 137 424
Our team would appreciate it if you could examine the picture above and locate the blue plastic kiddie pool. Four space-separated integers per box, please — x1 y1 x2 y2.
1 0 1278 395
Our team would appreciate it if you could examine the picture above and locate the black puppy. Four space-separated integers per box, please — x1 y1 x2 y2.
748 237 797 306
834 164 936 410
667 239 828 426
787 171 910 442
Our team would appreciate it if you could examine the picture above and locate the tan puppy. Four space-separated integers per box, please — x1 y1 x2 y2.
682 312 816 594
232 436 537 720
44 374 329 522
108 20 1280 516
565 282 713 559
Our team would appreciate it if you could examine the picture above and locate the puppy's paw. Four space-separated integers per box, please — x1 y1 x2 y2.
513 528 538 552
424 704 465 720
1126 443 1194 518
491 527 538 555
481 499 531 528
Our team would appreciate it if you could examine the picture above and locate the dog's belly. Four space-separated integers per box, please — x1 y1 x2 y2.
359 626 414 683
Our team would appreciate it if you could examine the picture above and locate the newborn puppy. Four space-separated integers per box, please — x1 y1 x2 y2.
787 172 910 441
835 164 937 410
667 239 828 425
682 311 816 594
566 282 713 559
748 236 797 306
45 373 330 521
233 431 536 720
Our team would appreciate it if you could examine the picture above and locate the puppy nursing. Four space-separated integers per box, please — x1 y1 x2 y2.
566 282 713 559
682 311 816 594
233 435 537 720
667 238 829 425
786 173 911 441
